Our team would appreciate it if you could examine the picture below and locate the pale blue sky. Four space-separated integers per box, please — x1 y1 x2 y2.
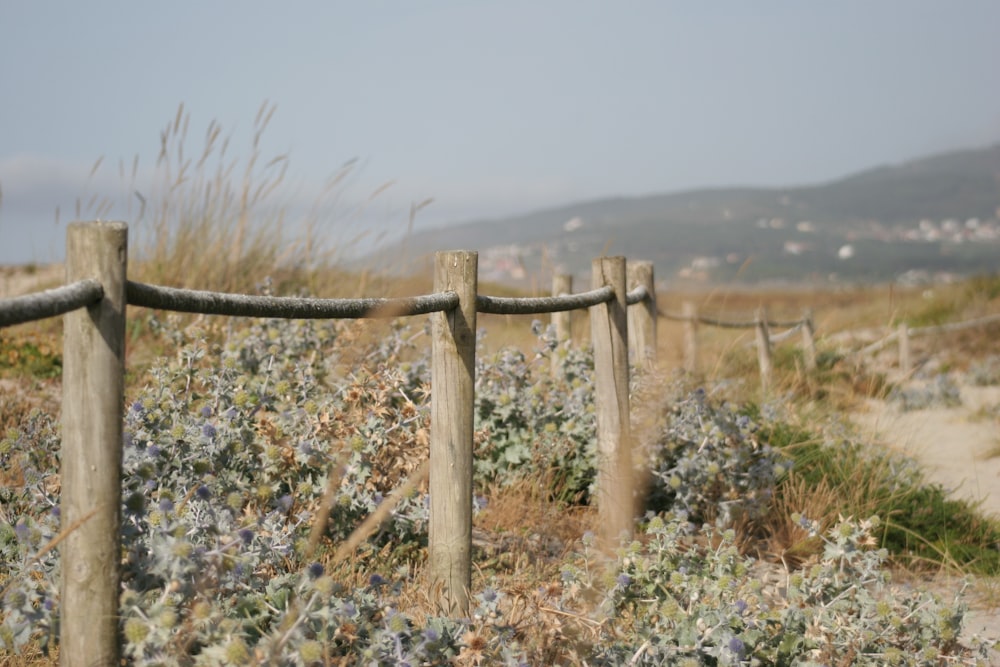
2 2 999 264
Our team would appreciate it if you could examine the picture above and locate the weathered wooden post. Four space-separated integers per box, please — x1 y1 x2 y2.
801 308 817 372
898 323 911 376
61 221 128 667
683 301 698 374
551 273 572 377
627 261 657 370
755 307 773 393
429 250 477 615
591 256 633 547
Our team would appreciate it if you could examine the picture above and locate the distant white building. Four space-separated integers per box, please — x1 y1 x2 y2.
837 244 855 260
783 241 808 255
691 256 721 270
796 221 816 233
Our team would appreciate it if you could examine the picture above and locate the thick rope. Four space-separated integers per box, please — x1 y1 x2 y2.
0 279 103 327
126 280 459 319
625 285 649 306
658 310 803 329
476 286 615 315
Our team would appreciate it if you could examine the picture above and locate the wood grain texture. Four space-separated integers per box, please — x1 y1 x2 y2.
755 307 772 394
590 257 634 547
61 221 128 667
683 301 698 374
551 274 573 377
802 308 818 372
627 261 656 370
429 250 478 615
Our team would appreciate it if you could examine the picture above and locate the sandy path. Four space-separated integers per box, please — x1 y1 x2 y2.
854 384 1000 518
852 383 1000 661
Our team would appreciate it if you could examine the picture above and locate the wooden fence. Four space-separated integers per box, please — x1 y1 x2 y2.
850 313 1000 375
660 302 817 392
659 299 1000 389
0 222 656 667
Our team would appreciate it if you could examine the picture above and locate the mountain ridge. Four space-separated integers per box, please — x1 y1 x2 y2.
373 143 1000 286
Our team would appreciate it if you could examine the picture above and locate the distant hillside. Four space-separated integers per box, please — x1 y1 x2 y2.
795 144 1000 222
371 144 1000 286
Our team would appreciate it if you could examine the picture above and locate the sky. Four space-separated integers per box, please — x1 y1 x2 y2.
2 1 999 265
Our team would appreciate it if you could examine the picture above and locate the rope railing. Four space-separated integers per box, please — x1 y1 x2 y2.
125 280 460 319
0 279 104 327
841 311 1000 375
851 330 900 358
3 274 652 328
843 313 1000 361
907 312 1000 337
625 284 649 306
475 284 647 316
662 301 817 385
658 309 803 329
664 294 1000 382
476 285 614 315
767 322 804 344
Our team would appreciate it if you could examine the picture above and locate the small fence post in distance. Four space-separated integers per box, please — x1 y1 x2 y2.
61 221 128 667
429 250 477 616
591 256 633 547
801 308 817 372
683 301 698 374
898 323 911 376
551 273 572 377
627 261 657 370
755 307 772 393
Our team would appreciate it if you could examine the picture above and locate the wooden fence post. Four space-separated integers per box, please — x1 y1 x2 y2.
801 308 817 372
627 261 657 370
683 301 698 374
591 257 633 547
61 221 128 667
755 307 772 393
551 274 572 377
429 250 477 615
898 323 911 376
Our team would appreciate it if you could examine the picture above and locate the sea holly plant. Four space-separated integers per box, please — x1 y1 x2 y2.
889 373 963 411
560 512 989 666
644 388 789 528
1 315 441 658
967 354 1000 386
0 316 577 661
473 322 599 502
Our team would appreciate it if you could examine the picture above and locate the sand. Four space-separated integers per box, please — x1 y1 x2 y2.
853 382 1000 661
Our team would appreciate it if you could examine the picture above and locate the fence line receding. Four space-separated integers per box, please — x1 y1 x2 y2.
662 301 816 386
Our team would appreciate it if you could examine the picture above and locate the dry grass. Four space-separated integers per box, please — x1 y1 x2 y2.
64 102 417 300
289 476 601 663
0 644 57 667
748 472 832 567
